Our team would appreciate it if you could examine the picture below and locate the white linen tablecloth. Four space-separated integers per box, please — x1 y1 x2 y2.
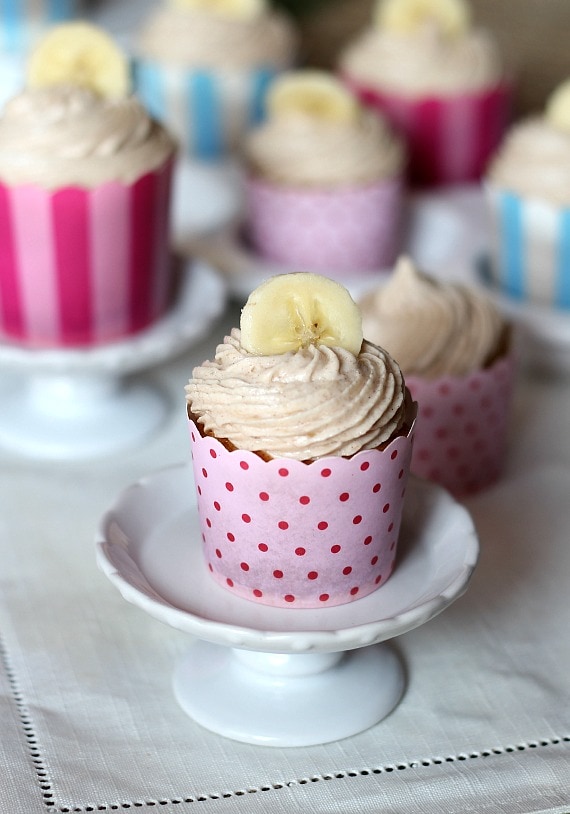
0 298 569 814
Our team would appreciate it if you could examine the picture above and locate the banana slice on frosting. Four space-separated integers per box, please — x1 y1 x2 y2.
240 272 363 357
546 79 570 134
27 22 130 99
375 0 471 38
267 70 359 125
168 0 265 18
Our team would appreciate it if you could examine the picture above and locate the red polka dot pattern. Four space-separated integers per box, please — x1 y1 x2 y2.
246 176 402 274
188 416 415 609
407 354 515 497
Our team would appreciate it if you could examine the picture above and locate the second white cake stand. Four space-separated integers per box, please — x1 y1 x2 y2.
97 464 479 747
0 262 225 459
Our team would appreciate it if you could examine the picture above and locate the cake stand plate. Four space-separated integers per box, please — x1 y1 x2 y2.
187 227 393 302
476 255 570 375
96 464 479 746
0 261 226 459
172 158 245 249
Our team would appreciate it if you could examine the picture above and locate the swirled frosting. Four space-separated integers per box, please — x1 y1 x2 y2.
245 109 403 186
487 116 570 206
340 23 503 96
0 85 176 188
359 257 505 378
186 328 407 460
137 6 296 69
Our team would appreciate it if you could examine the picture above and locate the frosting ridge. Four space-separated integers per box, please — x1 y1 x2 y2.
186 328 407 460
340 23 503 96
359 257 505 378
0 85 176 188
245 109 403 186
487 116 570 206
137 6 296 69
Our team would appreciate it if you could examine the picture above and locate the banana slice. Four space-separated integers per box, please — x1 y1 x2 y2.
267 70 359 124
169 0 265 18
240 273 363 357
27 22 130 99
375 0 471 38
546 79 570 134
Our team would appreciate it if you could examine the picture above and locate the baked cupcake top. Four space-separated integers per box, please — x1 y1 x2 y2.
244 70 403 186
186 273 408 461
340 0 503 96
487 79 570 207
0 22 175 189
137 0 296 69
359 256 507 378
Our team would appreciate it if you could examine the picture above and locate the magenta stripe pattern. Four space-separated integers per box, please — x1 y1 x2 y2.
0 159 174 348
344 78 512 187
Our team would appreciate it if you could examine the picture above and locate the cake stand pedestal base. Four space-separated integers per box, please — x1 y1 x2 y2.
0 262 225 459
173 643 404 747
0 372 167 460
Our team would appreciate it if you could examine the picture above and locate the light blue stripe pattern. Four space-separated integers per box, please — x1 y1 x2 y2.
250 67 276 125
187 71 223 160
500 191 525 300
1 0 23 52
134 61 165 123
1 0 76 52
48 0 76 20
556 209 570 308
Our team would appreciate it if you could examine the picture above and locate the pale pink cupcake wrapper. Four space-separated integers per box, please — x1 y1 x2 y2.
245 174 403 275
0 158 174 348
343 77 512 187
188 410 416 609
408 352 515 497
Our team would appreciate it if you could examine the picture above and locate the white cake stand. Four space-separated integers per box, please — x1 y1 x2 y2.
172 158 245 252
96 464 479 747
475 255 570 376
0 262 225 459
187 226 395 302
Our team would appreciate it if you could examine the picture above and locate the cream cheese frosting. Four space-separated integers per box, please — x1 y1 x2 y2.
245 109 403 187
359 257 505 378
340 23 503 96
186 328 407 460
487 116 570 207
0 84 176 188
137 6 296 69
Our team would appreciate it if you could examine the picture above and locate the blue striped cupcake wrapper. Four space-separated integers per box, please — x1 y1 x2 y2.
134 60 278 161
487 186 570 310
1 0 78 54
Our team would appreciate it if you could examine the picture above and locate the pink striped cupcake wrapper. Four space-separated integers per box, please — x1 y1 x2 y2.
408 352 515 498
0 159 174 348
188 406 416 609
245 174 403 275
343 76 512 187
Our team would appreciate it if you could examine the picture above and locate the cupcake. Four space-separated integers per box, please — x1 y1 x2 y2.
134 0 297 161
0 22 177 348
0 0 81 55
243 70 405 276
339 0 512 187
359 256 514 497
485 78 570 310
185 272 417 608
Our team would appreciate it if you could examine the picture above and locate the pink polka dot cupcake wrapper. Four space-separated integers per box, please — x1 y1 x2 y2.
188 416 416 608
343 76 512 187
0 159 174 348
408 353 515 497
245 174 403 276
